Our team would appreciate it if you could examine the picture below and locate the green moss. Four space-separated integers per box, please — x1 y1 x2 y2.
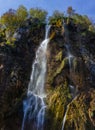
88 25 95 33
64 91 95 130
46 81 72 130
53 58 68 77
6 37 16 46
55 51 63 61
47 55 69 86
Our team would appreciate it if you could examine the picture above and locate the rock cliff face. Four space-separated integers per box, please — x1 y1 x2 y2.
0 21 45 130
45 20 95 130
0 18 95 130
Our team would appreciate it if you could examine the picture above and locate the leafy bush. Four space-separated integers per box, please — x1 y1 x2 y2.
0 5 28 31
88 25 95 32
16 5 28 25
0 9 18 31
49 10 64 26
29 8 47 22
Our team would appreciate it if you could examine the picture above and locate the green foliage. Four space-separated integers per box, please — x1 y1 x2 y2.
49 10 64 25
0 9 18 31
6 36 16 46
0 5 28 31
0 5 94 47
83 15 92 25
73 14 91 26
88 25 95 32
55 51 63 61
0 27 5 41
46 83 71 130
29 8 47 22
54 59 65 75
48 58 68 85
16 5 28 25
65 93 92 130
0 5 28 45
51 10 64 19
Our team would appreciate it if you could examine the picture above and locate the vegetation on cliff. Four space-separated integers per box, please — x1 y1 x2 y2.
0 6 95 130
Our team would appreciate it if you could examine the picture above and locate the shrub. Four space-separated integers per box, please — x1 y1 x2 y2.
29 8 47 23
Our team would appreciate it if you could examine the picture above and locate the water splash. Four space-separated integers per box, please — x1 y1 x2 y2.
61 107 68 130
22 25 51 130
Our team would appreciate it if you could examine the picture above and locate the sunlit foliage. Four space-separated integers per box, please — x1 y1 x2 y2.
16 5 28 25
49 10 64 26
29 8 47 22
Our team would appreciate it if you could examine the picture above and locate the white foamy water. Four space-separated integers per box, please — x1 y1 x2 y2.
22 25 51 130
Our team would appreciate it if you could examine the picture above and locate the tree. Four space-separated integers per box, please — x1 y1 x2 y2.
52 10 64 19
67 6 75 17
29 8 47 22
88 25 95 32
83 15 91 25
49 10 64 26
0 6 28 31
0 9 17 31
16 5 28 25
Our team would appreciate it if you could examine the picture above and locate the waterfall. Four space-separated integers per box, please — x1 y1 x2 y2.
65 44 74 73
61 23 75 130
61 95 78 130
22 25 51 130
63 21 74 72
61 106 68 130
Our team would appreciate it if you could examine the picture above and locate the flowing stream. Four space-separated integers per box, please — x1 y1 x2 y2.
61 20 95 129
61 94 78 130
21 25 51 130
61 105 68 130
65 44 74 73
61 23 75 130
61 45 74 130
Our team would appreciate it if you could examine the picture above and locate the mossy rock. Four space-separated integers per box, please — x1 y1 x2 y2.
47 57 68 85
63 89 95 130
55 51 63 61
45 82 72 130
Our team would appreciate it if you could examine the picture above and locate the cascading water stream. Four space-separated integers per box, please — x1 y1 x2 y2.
65 44 74 73
63 21 74 72
61 106 68 130
61 94 78 130
21 25 51 130
61 23 75 130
